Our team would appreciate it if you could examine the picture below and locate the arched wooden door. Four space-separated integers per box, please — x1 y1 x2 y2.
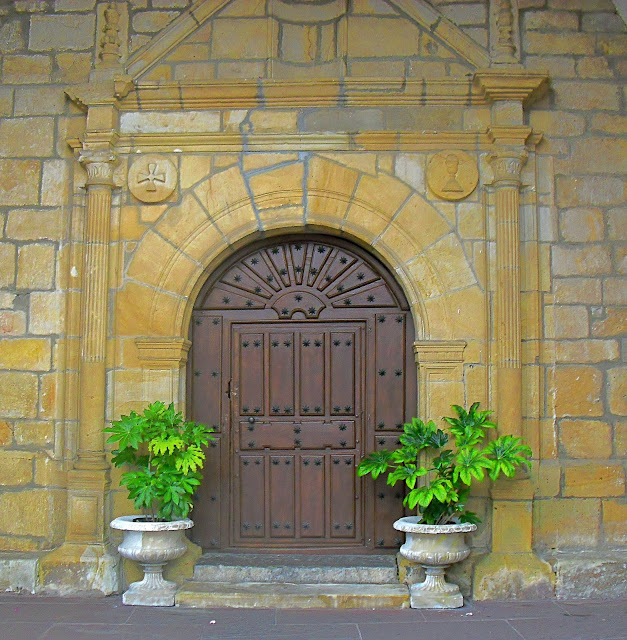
188 235 416 553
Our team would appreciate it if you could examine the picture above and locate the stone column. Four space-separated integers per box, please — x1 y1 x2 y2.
491 150 526 438
75 150 117 470
40 150 120 595
473 138 554 600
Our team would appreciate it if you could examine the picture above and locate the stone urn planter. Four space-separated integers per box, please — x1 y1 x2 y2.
394 516 476 609
111 516 193 606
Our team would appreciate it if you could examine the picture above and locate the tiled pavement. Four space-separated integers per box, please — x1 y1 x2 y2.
0 594 625 640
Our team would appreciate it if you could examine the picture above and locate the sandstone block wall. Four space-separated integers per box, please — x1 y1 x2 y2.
0 0 624 598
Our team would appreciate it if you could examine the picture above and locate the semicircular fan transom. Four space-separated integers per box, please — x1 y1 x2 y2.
198 239 399 316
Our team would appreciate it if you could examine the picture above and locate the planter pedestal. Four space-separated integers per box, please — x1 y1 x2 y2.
394 517 476 609
110 516 193 606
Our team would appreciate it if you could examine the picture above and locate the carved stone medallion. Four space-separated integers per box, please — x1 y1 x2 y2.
128 155 177 203
427 151 479 201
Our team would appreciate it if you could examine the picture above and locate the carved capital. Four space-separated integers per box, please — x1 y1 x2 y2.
79 150 118 187
489 150 527 187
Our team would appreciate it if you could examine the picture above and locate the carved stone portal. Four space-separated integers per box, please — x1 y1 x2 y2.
128 155 178 203
426 151 479 201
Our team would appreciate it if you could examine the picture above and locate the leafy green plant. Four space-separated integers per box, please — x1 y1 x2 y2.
104 401 215 522
357 402 532 526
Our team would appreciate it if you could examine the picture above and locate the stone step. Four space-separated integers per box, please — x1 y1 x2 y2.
192 553 399 585
176 581 410 609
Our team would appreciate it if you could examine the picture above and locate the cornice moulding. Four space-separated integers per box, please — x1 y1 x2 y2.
473 70 549 107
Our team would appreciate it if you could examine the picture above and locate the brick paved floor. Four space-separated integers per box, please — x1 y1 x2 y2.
0 594 625 640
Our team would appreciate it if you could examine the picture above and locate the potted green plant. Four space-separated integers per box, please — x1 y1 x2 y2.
357 402 532 609
107 401 215 606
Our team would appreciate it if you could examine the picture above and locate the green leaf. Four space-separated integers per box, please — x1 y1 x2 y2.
357 450 393 479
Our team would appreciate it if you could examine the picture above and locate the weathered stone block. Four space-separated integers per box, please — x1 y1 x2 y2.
591 114 627 136
557 139 627 175
0 490 51 536
13 421 54 447
249 163 304 210
603 499 627 544
0 421 12 446
0 338 51 371
14 87 65 116
121 111 220 134
524 10 579 31
553 366 604 418
41 160 70 208
554 81 620 111
0 311 26 336
553 278 601 305
564 463 625 498
0 451 34 485
0 19 26 53
552 305 589 339
552 245 612 277
592 309 627 338
608 367 627 416
534 498 601 549
54 52 92 82
29 14 95 50
553 553 627 600
0 556 38 594
347 17 419 57
0 118 55 158
0 243 16 288
529 111 585 137
301 108 384 133
212 18 270 59
556 339 619 364
559 208 605 242
6 209 64 241
249 110 298 132
524 32 595 55
29 292 64 336
17 244 56 290
582 11 624 32
559 420 613 459
559 175 626 207
132 10 178 33
576 56 614 79
603 278 627 306
616 421 627 457
2 55 52 84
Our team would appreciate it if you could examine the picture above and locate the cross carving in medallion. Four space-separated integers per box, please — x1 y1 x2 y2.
136 162 166 191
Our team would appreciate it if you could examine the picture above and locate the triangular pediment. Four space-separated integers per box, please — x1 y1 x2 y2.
125 0 489 83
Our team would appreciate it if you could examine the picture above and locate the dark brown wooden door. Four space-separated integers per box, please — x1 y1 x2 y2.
189 236 416 553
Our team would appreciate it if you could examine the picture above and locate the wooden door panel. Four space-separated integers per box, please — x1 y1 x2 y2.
330 454 357 539
375 313 408 432
238 332 264 416
190 236 417 552
330 331 356 417
299 331 325 416
299 455 326 538
269 332 295 416
238 455 265 539
270 455 296 538
190 316 223 432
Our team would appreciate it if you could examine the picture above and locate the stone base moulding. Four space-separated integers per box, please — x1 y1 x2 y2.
111 516 193 606
394 516 476 609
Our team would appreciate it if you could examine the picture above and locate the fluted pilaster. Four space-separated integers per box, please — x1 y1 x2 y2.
491 150 526 437
75 150 117 471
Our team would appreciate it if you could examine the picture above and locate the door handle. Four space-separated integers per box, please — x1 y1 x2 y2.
226 379 232 399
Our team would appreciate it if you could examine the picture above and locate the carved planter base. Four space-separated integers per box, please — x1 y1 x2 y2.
110 516 193 606
394 516 476 609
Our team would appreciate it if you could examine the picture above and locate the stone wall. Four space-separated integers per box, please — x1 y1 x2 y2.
0 0 624 599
